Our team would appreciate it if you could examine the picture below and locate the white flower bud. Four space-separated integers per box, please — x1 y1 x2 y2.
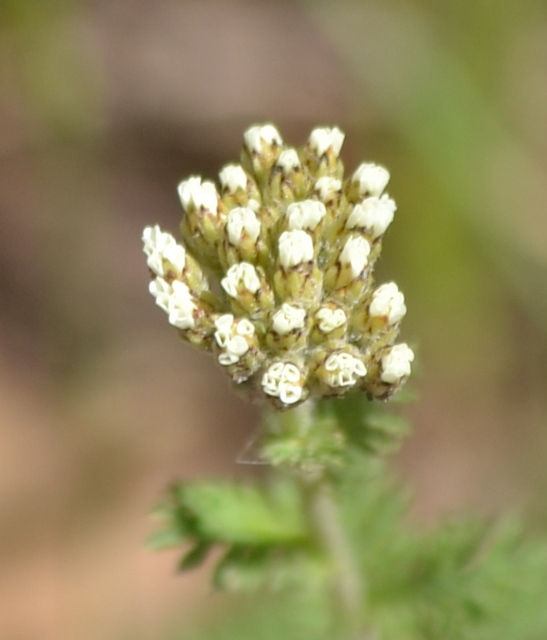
148 277 172 312
161 242 186 274
219 164 248 193
345 195 396 238
314 177 342 201
352 163 390 196
167 281 198 329
142 226 186 277
226 207 261 247
178 176 218 214
369 283 406 324
381 344 414 384
308 126 345 157
276 148 301 173
286 200 326 232
271 304 306 335
316 307 347 333
339 236 371 279
243 124 282 154
261 362 303 405
278 230 314 269
221 262 261 298
214 314 255 365
324 352 366 388
149 278 196 329
142 225 170 256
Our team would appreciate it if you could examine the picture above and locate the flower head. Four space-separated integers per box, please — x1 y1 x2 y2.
142 124 413 408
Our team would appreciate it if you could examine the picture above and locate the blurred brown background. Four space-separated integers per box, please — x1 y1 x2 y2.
1 0 547 638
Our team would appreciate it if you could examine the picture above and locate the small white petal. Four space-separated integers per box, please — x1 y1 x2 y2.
219 164 248 193
226 335 249 357
221 262 261 298
351 163 390 197
316 307 347 333
339 236 371 278
146 252 165 276
278 230 314 269
218 352 241 366
178 176 218 214
226 207 261 246
308 127 345 157
324 352 366 388
214 314 235 347
247 199 260 212
243 124 282 153
279 384 302 405
142 225 170 256
149 277 172 312
345 195 396 238
381 344 414 384
237 319 256 336
286 200 326 232
271 304 306 335
314 177 342 201
276 148 301 173
369 283 406 324
162 242 186 273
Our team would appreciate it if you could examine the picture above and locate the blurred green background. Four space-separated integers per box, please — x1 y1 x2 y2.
1 0 546 638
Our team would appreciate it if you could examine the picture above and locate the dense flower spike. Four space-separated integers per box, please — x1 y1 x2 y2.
143 124 413 407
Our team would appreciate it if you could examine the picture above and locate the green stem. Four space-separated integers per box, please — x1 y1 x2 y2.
279 403 365 638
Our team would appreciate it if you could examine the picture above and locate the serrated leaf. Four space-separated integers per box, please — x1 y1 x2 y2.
175 481 307 545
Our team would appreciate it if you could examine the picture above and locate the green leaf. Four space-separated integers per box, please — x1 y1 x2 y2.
214 545 326 593
146 527 187 551
178 541 212 572
177 481 307 545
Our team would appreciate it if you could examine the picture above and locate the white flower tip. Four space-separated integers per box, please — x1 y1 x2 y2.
142 226 185 276
352 163 390 196
339 236 371 278
271 304 306 335
345 195 396 237
276 148 301 173
243 124 283 154
324 352 366 388
178 176 218 214
381 344 414 384
316 307 347 333
369 282 406 324
219 164 248 193
221 262 261 297
308 126 345 157
278 230 314 269
286 200 326 232
226 207 261 247
261 362 304 405
149 278 196 329
314 177 342 201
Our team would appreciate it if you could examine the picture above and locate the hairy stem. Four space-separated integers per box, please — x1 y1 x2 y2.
279 403 365 638
304 475 365 638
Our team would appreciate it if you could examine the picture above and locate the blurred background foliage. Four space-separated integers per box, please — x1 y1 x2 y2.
0 0 546 638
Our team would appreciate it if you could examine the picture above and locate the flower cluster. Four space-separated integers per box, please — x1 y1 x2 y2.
143 124 414 409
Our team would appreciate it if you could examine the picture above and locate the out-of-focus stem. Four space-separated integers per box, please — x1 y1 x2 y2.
278 403 365 638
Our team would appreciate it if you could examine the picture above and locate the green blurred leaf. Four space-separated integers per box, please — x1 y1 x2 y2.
177 481 306 545
178 541 212 572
